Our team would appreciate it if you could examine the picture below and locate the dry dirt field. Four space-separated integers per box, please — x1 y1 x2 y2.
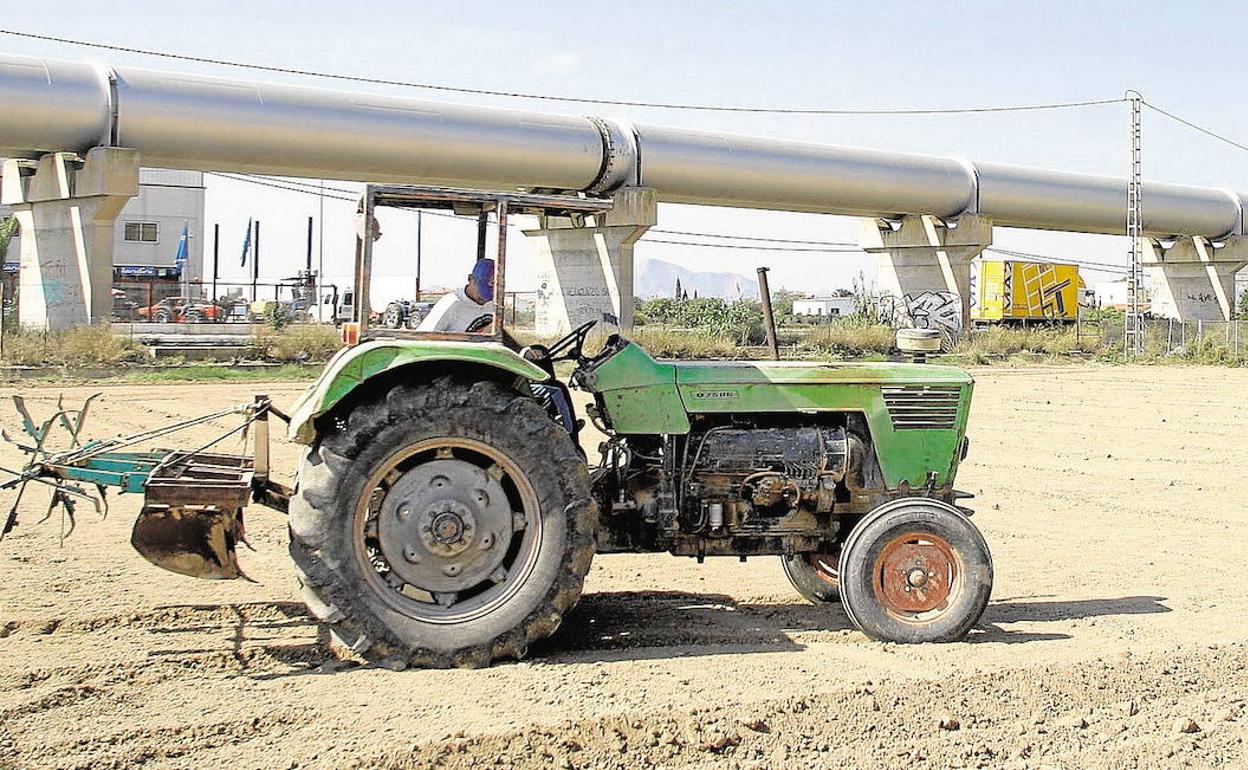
0 364 1246 769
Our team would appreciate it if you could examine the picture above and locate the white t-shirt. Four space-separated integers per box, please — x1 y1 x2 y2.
417 288 493 333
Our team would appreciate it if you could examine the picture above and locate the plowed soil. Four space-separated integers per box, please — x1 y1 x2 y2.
1 365 1246 769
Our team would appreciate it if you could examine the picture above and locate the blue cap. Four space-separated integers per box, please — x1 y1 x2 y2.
471 258 495 302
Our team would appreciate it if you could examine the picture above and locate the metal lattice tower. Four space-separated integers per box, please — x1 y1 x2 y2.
1125 91 1145 356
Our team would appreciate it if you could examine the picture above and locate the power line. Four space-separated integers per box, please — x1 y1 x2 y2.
985 246 1127 274
1142 100 1248 155
208 172 466 222
650 228 855 246
210 172 1131 271
0 28 1125 116
641 238 862 253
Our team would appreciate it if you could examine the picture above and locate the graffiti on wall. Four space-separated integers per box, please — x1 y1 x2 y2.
877 290 963 348
903 290 962 334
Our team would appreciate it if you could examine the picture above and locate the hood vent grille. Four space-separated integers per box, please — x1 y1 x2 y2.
881 385 962 430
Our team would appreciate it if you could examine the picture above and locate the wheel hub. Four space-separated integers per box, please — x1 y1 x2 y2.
377 459 512 593
874 533 958 616
419 501 476 557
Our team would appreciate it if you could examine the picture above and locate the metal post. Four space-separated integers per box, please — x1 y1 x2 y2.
476 210 489 264
317 179 325 323
211 223 219 305
493 201 508 342
757 266 780 360
415 210 423 301
357 188 376 335
1125 91 1144 357
305 215 313 273
253 395 269 482
252 220 261 302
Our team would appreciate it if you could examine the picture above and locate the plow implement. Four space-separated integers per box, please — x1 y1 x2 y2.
0 394 290 580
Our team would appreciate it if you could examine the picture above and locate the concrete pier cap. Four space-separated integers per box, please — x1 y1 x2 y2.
859 213 994 338
2 146 140 330
525 186 656 336
1144 235 1248 322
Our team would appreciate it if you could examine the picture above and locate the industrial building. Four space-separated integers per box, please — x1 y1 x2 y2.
792 296 857 318
0 167 204 318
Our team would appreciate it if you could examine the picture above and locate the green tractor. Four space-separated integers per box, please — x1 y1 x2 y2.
1 186 991 669
278 186 991 668
283 321 989 668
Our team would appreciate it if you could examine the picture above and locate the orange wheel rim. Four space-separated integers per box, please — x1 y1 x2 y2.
806 553 839 586
872 531 961 621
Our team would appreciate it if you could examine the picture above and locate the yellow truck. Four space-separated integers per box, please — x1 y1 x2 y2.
973 259 1082 323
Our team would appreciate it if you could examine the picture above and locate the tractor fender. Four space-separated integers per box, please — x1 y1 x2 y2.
286 340 548 443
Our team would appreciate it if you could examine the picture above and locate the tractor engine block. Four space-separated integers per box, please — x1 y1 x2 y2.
681 425 855 532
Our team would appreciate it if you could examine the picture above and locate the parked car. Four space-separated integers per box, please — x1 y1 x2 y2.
136 296 223 323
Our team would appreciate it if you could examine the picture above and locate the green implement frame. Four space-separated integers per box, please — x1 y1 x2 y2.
0 394 290 542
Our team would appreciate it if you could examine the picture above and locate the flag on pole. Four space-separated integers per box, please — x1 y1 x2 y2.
173 223 189 273
240 218 253 267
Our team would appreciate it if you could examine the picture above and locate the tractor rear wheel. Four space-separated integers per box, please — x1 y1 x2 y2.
781 550 840 603
289 376 596 668
838 498 991 643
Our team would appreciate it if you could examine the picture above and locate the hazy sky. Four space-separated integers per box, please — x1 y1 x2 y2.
4 1 1247 303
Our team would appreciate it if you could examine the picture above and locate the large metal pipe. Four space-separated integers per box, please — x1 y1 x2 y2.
0 52 1243 239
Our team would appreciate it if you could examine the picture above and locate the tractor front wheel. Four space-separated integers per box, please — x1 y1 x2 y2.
289 376 596 668
838 498 991 643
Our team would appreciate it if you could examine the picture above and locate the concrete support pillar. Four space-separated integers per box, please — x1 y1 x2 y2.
860 214 993 337
525 187 656 336
1 147 139 330
1143 236 1248 322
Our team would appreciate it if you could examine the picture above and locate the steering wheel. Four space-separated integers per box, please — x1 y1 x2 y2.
545 319 598 364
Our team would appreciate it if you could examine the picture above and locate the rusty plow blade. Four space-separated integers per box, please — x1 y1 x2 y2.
130 506 247 580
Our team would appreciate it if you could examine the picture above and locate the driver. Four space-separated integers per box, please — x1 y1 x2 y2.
417 258 496 333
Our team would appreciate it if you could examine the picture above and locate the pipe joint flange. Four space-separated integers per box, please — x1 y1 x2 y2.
585 116 639 196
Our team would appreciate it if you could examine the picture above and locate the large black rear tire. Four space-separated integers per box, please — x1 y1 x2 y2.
288 376 596 668
838 498 991 643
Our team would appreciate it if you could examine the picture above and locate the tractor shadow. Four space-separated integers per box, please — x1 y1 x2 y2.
143 601 334 677
533 592 1174 663
971 594 1170 643
532 591 829 662
136 594 1171 674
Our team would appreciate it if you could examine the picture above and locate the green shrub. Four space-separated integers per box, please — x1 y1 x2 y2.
636 298 766 344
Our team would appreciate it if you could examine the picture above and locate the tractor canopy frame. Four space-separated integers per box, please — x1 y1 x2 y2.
352 185 615 342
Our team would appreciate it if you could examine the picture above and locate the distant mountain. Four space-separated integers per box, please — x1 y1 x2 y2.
635 256 759 299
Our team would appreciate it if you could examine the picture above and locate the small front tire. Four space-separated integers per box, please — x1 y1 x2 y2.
838 498 991 643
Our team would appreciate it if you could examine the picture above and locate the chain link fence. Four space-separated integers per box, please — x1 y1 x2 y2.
1067 315 1247 361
